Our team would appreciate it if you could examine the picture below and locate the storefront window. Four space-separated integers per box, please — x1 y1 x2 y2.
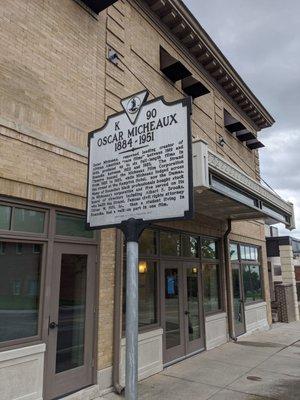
56 213 93 238
0 205 11 230
160 231 180 256
138 261 157 327
0 242 42 343
13 208 45 233
123 261 158 330
240 245 259 261
231 242 263 303
243 265 263 302
230 243 239 261
203 264 221 313
202 239 218 259
182 235 198 258
139 230 157 255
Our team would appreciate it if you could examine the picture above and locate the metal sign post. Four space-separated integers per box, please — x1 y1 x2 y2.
86 90 193 400
120 219 149 400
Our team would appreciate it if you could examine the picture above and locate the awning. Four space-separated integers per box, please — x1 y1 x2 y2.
80 0 118 14
193 140 295 230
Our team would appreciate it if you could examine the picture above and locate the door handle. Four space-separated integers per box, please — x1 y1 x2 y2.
49 321 58 330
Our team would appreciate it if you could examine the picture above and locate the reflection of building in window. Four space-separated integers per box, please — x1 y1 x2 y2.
32 244 41 254
0 242 6 255
203 264 221 313
28 280 38 296
0 241 42 343
16 243 23 254
273 265 282 276
12 280 21 296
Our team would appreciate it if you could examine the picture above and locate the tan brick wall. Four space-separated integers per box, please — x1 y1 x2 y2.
0 0 107 207
0 0 271 377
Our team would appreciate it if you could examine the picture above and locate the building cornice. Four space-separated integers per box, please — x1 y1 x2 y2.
142 0 275 131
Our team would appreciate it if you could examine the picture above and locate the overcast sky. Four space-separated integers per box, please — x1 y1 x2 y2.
184 0 300 238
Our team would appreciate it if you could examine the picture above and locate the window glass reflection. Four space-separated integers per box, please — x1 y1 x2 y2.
182 235 198 258
138 261 157 327
243 265 263 302
165 268 180 349
139 230 157 255
203 264 221 313
56 254 87 373
202 239 218 259
0 205 11 230
186 267 200 341
160 232 180 256
56 213 93 238
230 243 238 261
13 208 45 234
0 242 41 343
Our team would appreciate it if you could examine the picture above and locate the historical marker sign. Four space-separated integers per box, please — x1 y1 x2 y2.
87 90 193 229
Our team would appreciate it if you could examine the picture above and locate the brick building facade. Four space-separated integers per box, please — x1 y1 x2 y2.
0 1 295 399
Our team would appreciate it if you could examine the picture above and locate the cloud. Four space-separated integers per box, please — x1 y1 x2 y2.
184 0 300 237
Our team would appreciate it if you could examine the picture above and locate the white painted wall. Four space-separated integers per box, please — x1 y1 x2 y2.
205 313 228 350
119 329 163 387
0 344 45 400
245 302 269 334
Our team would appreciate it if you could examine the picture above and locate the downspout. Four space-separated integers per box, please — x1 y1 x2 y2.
224 219 236 341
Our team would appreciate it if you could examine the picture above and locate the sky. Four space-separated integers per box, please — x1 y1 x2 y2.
183 0 300 238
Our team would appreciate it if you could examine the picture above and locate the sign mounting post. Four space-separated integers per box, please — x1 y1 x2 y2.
87 90 193 400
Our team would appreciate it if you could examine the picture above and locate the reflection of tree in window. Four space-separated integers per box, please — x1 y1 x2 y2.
160 232 180 256
203 264 220 313
243 265 262 302
202 239 217 259
182 235 198 257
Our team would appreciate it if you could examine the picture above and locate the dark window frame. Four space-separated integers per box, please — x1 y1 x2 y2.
0 197 98 351
230 241 264 305
122 227 224 335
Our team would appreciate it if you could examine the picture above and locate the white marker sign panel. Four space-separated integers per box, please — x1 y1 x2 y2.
87 92 193 229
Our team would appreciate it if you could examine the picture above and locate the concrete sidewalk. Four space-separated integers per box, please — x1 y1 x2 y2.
103 322 300 400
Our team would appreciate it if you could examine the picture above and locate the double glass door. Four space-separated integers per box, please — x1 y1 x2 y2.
161 261 205 364
44 243 96 400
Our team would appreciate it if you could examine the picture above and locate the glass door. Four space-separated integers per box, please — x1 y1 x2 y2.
232 264 246 337
45 243 96 400
183 263 205 354
161 262 185 364
161 261 205 365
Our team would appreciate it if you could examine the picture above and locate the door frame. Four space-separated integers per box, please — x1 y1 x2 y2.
43 242 98 400
161 260 205 365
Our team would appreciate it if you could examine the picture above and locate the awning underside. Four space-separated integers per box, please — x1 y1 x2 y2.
194 188 287 225
193 141 295 230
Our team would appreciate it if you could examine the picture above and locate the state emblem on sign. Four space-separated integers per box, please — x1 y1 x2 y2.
121 90 149 125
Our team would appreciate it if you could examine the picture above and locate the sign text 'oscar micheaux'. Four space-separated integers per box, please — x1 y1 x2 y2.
87 90 193 229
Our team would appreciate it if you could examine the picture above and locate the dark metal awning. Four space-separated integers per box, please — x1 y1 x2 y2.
224 110 264 150
160 47 192 83
246 139 265 150
224 110 246 133
80 0 118 14
193 140 295 230
182 76 210 99
236 129 256 142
